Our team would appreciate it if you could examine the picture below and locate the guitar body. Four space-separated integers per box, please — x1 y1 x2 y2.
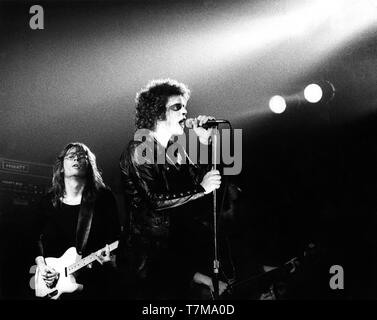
35 247 83 300
32 240 118 299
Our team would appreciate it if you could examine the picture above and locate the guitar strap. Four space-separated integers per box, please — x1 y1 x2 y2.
75 203 94 256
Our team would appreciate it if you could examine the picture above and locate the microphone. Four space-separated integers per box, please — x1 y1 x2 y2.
185 118 228 129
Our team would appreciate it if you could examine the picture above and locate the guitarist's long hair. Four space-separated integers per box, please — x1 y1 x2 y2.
50 142 106 207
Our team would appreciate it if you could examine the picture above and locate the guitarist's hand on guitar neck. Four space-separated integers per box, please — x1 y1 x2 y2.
94 244 112 265
35 256 59 288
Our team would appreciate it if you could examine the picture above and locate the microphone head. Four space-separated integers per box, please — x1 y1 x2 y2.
185 118 195 129
184 117 226 129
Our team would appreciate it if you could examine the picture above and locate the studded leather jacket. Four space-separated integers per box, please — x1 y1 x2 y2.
119 135 211 248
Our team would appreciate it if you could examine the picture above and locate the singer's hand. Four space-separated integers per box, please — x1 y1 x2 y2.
192 115 215 145
193 272 228 296
200 170 221 194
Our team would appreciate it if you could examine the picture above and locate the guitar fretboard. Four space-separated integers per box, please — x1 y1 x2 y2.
66 241 119 275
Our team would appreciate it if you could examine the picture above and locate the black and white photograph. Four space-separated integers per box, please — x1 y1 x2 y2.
1 0 377 308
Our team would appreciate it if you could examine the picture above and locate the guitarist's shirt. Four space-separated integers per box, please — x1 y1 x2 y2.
38 202 79 258
33 188 121 299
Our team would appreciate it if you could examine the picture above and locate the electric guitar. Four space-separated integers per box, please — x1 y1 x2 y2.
31 240 119 299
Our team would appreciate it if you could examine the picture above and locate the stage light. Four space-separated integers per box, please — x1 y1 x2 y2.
304 81 335 104
304 84 323 103
269 95 286 114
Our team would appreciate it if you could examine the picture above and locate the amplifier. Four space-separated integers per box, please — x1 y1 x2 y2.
0 157 52 212
0 157 53 299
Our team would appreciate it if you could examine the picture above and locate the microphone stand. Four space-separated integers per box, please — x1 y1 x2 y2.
212 126 220 300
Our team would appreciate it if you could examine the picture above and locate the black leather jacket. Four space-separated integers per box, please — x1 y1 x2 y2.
120 134 211 245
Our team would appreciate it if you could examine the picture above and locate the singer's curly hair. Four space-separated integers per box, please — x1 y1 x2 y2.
134 79 191 130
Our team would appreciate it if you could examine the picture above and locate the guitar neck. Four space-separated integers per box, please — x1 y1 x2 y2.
66 240 119 275
231 257 300 292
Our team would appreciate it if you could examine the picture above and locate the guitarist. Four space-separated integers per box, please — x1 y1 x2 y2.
33 142 121 299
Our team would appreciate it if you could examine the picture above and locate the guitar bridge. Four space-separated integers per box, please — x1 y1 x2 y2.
45 290 58 298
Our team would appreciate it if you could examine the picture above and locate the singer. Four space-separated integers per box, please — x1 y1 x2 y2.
119 79 227 299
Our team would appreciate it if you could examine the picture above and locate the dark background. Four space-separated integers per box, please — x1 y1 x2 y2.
1 0 377 299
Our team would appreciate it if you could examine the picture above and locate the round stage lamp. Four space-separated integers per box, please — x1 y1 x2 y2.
304 84 323 103
269 95 287 114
